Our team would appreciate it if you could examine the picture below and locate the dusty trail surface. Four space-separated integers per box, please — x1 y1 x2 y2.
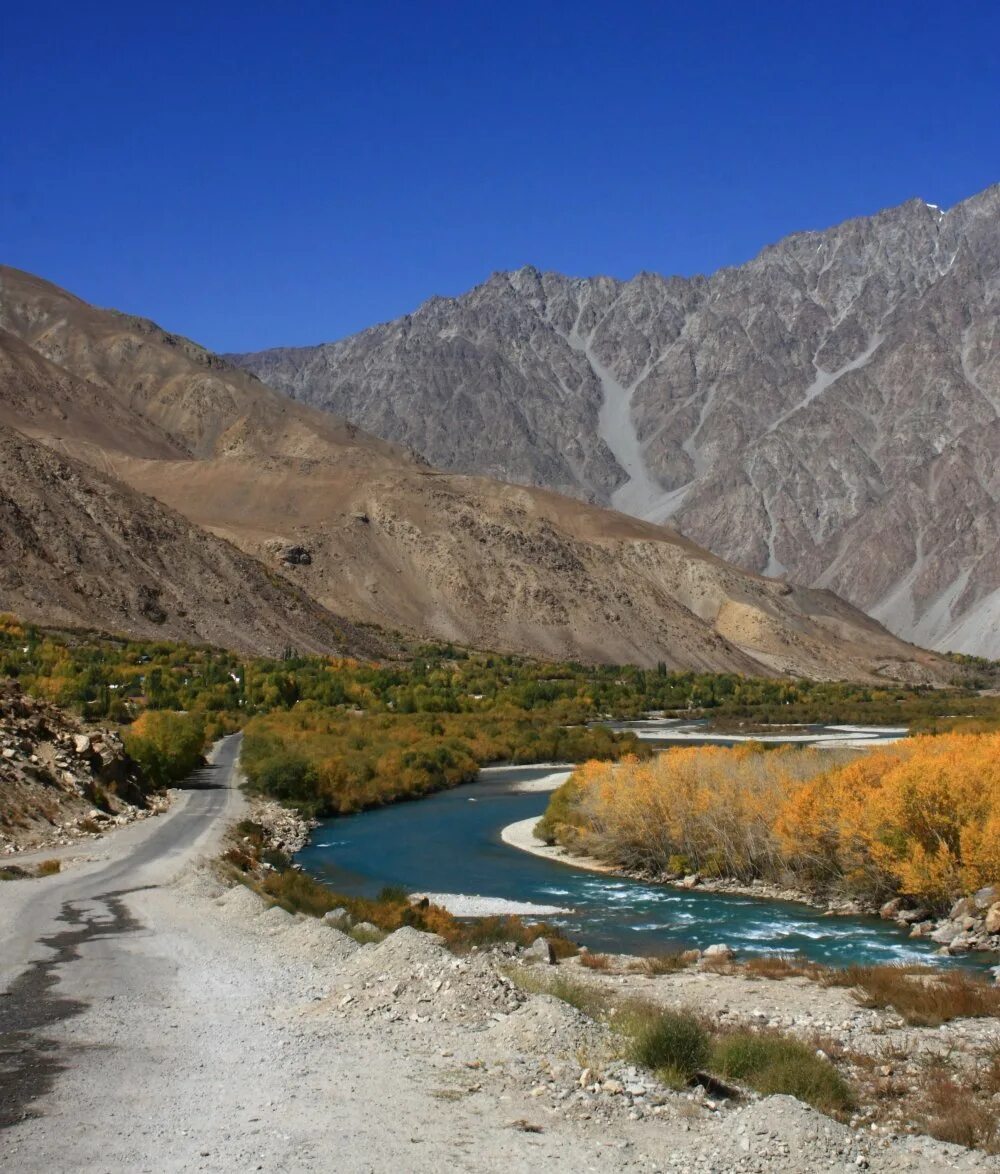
1 735 996 1172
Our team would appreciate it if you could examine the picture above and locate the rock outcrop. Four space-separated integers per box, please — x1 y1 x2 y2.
0 679 158 854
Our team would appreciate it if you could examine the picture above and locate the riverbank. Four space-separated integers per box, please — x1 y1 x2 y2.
501 813 859 907
500 815 617 874
500 815 1000 964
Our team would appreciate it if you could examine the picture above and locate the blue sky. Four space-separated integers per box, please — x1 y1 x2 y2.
2 1 997 352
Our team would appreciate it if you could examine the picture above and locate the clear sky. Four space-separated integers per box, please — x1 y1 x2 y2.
2 1 997 352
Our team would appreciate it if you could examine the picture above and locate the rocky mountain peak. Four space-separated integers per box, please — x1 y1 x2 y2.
230 183 1000 655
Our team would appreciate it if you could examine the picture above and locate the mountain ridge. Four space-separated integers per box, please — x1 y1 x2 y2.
230 184 1000 655
0 264 948 680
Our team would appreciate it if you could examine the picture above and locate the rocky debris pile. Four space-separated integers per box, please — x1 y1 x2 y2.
0 678 161 854
477 993 610 1062
881 890 1000 955
486 1050 723 1130
245 798 316 856
194 858 1000 1168
209 878 361 970
327 926 528 1027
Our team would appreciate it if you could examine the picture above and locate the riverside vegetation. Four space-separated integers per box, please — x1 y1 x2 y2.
4 614 1000 806
537 738 1000 923
3 614 1000 925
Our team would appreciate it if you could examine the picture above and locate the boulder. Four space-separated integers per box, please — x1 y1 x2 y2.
72 734 91 755
323 907 353 929
930 922 961 945
702 943 734 960
679 873 700 889
949 897 976 920
984 904 1000 935
879 898 904 920
944 931 979 953
894 907 930 925
973 885 1000 911
523 937 557 965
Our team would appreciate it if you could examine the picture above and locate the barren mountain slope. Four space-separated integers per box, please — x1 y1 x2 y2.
110 454 945 680
0 266 408 470
0 266 946 679
232 185 1000 655
0 424 385 657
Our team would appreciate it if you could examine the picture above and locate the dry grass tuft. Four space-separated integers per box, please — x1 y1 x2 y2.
579 951 612 970
822 964 1000 1026
912 1065 1000 1153
631 952 692 976
741 953 824 981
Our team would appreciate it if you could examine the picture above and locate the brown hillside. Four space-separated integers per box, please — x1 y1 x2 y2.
0 424 385 657
0 265 948 679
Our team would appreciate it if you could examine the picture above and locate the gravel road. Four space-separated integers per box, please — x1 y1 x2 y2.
1 736 996 1172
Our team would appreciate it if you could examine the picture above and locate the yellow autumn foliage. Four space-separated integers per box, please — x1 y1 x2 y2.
541 733 1000 910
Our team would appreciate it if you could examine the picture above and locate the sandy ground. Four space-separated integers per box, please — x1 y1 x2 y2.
501 815 616 874
509 769 573 793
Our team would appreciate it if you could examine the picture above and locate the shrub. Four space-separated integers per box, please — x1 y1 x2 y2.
249 754 318 807
711 1030 855 1115
541 733 1000 911
508 969 612 1019
622 1006 710 1085
124 710 205 788
259 865 342 918
630 952 691 976
420 909 577 956
348 923 385 945
914 1069 1000 1153
740 954 825 982
240 707 642 818
36 858 61 877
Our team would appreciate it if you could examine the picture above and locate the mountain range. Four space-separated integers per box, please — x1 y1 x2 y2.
231 185 1000 657
0 265 943 681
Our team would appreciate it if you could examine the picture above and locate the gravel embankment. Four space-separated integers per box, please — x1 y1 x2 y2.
6 867 999 1170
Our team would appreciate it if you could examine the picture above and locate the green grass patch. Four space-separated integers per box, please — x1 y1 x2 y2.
711 1030 855 1115
507 968 612 1019
509 968 857 1115
620 1005 710 1087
